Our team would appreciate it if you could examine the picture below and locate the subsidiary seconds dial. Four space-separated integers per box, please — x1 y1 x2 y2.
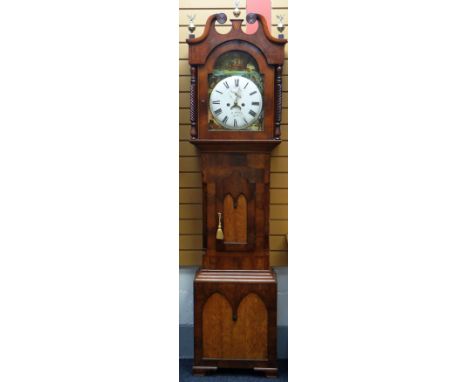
209 75 263 130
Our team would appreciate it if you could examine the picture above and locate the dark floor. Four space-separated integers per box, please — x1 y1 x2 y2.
179 360 288 381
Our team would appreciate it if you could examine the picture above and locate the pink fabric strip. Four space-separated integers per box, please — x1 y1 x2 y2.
246 0 271 34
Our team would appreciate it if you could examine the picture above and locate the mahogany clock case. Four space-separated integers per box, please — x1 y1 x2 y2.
185 12 287 378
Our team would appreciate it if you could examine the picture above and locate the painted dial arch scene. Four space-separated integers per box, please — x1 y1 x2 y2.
207 51 264 131
209 76 263 130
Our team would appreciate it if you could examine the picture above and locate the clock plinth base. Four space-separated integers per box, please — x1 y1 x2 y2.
192 366 278 378
193 269 278 376
255 367 279 378
192 366 217 376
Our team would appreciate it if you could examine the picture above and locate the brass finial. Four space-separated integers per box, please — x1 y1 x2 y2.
233 0 241 17
276 14 285 38
187 15 196 37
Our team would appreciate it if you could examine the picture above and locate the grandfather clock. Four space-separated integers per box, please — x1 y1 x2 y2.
186 10 286 378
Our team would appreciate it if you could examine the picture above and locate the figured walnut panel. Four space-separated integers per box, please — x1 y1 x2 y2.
223 194 247 243
232 293 268 359
202 292 268 360
202 292 233 359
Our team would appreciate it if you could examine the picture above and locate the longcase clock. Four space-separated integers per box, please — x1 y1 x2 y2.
186 11 286 378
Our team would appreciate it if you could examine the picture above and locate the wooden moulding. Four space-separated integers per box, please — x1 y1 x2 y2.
191 139 281 153
186 13 287 66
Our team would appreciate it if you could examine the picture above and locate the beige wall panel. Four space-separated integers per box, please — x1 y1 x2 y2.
180 235 203 250
282 77 288 93
179 92 190 109
179 250 204 266
279 59 288 73
282 91 288 108
271 142 287 157
179 61 191 75
280 125 288 139
283 107 288 123
179 108 188 123
270 235 287 251
180 204 203 219
270 251 288 267
271 205 288 220
271 9 288 24
271 173 288 189
179 156 201 172
271 157 288 172
179 0 246 9
180 172 202 188
270 220 288 235
179 142 198 156
270 189 288 204
180 188 203 204
180 219 203 235
179 124 191 140
272 0 288 7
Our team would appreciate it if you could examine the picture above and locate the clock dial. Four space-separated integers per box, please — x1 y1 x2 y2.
209 76 263 130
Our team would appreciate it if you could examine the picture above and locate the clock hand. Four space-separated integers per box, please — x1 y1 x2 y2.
234 86 245 107
230 91 242 109
228 90 238 102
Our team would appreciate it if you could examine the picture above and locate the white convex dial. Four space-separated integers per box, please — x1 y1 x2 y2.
209 75 263 130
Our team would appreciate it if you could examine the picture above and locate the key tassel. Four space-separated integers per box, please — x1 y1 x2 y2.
216 212 224 240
